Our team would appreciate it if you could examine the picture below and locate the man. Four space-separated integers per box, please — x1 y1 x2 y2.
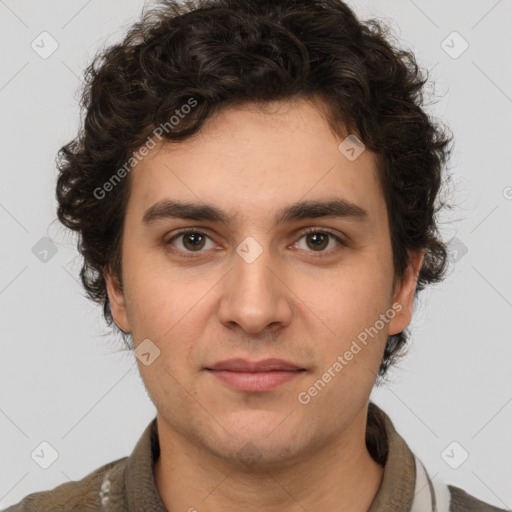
4 0 507 511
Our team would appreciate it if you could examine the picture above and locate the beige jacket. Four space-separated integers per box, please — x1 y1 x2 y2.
3 402 508 511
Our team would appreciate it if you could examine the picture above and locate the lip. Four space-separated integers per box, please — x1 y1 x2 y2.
205 358 306 392
206 358 302 372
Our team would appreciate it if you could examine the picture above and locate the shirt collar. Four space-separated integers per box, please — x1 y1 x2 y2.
124 417 166 511
123 401 417 511
366 401 416 511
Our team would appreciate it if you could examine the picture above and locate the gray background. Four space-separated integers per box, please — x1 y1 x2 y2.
1 0 511 509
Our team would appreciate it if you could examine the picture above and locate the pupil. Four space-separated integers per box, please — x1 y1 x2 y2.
185 233 204 250
308 233 327 250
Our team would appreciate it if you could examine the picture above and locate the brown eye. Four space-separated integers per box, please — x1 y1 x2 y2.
167 230 214 253
305 232 329 251
295 228 344 254
183 232 205 250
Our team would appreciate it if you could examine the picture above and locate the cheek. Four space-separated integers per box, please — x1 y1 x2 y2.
126 281 203 344
122 250 218 352
307 261 393 336
120 246 182 339
298 263 393 394
302 270 391 404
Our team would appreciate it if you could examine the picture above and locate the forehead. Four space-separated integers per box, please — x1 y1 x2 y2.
125 97 385 227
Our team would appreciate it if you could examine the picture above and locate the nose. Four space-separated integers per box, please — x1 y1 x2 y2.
217 239 293 335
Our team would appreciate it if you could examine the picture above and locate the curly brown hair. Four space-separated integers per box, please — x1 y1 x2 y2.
56 0 452 380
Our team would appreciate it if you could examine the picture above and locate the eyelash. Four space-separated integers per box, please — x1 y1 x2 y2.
165 227 346 258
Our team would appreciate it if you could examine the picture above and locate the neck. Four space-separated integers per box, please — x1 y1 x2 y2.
154 404 384 512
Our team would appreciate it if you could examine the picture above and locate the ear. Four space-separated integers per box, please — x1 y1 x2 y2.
388 249 424 336
104 266 131 333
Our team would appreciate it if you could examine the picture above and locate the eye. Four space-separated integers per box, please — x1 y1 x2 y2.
166 230 215 254
294 228 344 254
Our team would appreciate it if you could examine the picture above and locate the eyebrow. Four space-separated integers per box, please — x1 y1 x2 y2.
142 198 368 226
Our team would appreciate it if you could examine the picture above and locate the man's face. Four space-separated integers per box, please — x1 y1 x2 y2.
106 97 419 466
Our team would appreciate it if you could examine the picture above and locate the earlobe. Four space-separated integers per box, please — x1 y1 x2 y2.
388 250 424 336
104 267 131 333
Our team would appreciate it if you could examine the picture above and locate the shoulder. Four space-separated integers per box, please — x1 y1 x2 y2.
2 456 128 512
448 484 509 512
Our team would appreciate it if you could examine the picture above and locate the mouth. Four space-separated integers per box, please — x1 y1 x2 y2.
204 358 307 393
